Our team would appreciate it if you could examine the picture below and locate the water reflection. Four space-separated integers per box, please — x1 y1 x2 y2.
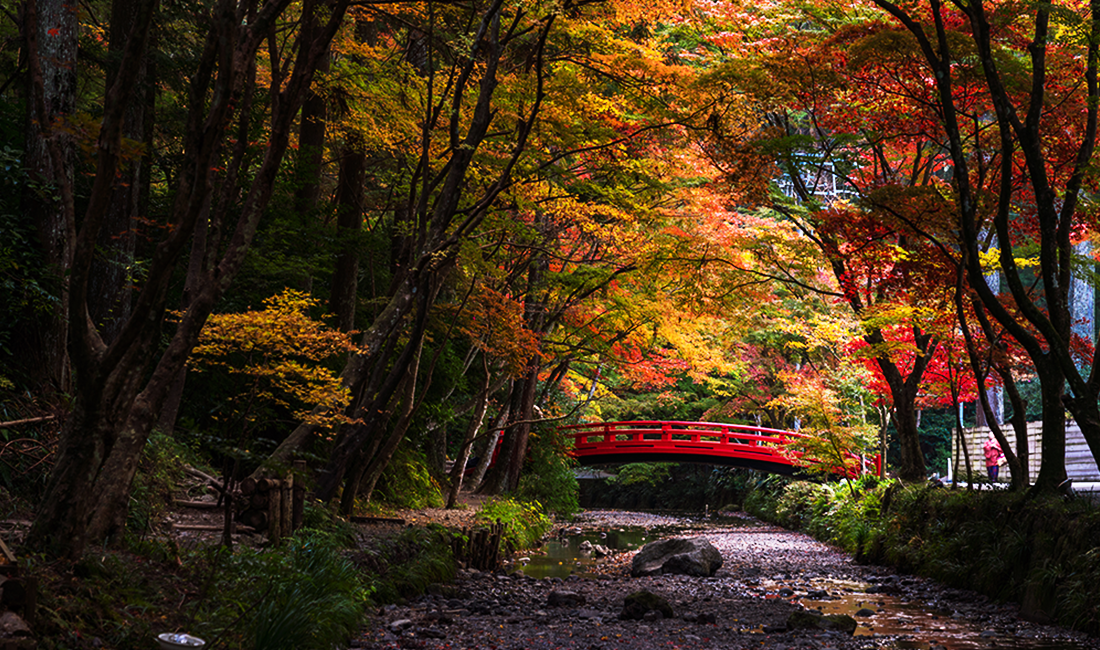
794 579 1090 650
512 526 654 579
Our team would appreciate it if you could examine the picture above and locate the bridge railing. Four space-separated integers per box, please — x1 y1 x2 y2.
561 420 799 448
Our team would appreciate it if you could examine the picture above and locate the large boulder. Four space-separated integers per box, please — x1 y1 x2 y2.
630 537 723 577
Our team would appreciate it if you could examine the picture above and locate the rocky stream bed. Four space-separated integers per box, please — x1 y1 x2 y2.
350 510 1100 650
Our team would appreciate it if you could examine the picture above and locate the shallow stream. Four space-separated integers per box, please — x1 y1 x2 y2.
512 515 1094 650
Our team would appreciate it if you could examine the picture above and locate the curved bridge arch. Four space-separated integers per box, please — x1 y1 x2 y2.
561 420 879 477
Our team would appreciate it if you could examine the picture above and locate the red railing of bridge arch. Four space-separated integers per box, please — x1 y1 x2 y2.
560 420 880 477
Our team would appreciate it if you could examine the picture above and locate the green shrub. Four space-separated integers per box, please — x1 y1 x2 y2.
476 497 551 551
515 426 580 517
373 445 444 510
774 481 828 529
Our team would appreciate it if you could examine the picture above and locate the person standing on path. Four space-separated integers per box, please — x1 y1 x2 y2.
983 434 1004 483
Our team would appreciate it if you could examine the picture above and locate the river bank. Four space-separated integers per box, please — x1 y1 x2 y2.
350 510 1099 650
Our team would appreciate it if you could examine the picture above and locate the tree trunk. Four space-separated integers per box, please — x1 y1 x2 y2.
505 364 540 492
996 369 1029 483
155 194 212 435
447 356 492 508
890 391 926 482
871 328 933 483
1032 357 1068 492
293 14 329 218
339 340 422 514
329 135 365 332
475 378 525 494
88 0 156 344
471 405 508 491
24 0 77 392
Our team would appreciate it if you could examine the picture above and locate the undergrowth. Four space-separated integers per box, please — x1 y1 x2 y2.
30 520 463 649
351 526 456 605
31 526 369 650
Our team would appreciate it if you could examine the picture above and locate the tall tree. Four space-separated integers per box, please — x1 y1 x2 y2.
24 0 77 391
87 0 157 343
26 0 350 559
862 0 1100 490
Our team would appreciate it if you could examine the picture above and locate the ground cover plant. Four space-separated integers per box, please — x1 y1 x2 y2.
26 525 368 650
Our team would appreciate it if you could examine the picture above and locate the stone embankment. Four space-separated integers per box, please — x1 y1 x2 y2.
351 510 1099 650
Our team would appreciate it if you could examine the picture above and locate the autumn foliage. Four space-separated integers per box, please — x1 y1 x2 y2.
188 291 358 436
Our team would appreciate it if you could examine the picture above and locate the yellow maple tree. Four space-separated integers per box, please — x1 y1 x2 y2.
188 290 359 438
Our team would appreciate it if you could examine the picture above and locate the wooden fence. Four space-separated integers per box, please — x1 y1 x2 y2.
952 422 1100 483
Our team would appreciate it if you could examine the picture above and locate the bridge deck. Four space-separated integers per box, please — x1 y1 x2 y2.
561 420 879 477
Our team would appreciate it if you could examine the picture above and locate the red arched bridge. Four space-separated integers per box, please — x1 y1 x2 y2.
561 420 880 477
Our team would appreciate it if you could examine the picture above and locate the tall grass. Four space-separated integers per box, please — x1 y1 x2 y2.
197 529 368 650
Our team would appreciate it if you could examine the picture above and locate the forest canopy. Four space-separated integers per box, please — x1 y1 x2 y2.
1 0 1098 558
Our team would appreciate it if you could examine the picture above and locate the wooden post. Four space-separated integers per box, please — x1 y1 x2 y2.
222 491 234 549
22 577 35 628
280 469 292 537
267 480 283 544
292 460 307 531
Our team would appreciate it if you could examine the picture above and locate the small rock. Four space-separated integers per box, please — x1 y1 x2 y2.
855 608 876 617
786 610 858 634
416 627 446 639
389 619 415 633
548 589 587 607
621 589 674 620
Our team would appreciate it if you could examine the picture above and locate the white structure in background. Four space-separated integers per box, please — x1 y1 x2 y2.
777 161 858 204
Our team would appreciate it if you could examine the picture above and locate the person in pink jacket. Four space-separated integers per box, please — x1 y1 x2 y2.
983 434 1004 482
